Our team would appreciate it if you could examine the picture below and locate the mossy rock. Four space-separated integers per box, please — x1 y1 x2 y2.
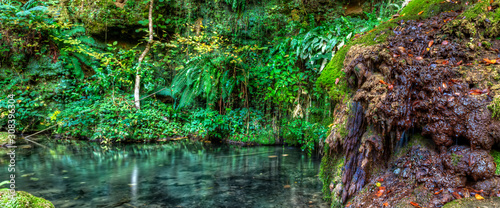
0 190 54 208
0 132 8 145
319 152 344 204
489 95 500 119
317 0 469 100
444 0 500 38
490 149 500 175
443 196 500 208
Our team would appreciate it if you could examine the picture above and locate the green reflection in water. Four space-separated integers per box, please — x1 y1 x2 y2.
0 140 328 208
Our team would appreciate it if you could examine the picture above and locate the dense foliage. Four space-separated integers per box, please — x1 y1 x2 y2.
0 0 403 154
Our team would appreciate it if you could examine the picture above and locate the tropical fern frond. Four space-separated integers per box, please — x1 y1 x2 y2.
156 87 173 97
62 26 86 37
69 56 83 79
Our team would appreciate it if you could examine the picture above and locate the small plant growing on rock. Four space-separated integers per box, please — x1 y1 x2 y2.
451 153 463 166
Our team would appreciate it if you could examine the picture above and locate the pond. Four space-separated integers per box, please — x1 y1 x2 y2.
0 139 329 207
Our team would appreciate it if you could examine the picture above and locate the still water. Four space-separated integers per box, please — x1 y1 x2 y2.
0 140 328 207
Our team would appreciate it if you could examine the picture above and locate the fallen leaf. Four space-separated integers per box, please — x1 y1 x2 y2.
484 58 496 64
435 59 447 64
435 189 443 195
418 11 424 15
442 40 449 45
376 187 386 197
398 46 406 53
410 201 421 207
415 56 423 60
377 178 384 182
452 192 462 199
456 60 463 65
428 40 434 47
475 194 485 200
388 84 394 91
488 6 492 11
383 202 389 207
379 80 388 85
284 185 291 188
335 78 340 85
442 60 449 65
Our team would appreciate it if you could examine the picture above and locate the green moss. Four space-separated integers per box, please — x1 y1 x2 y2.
0 132 8 144
460 0 490 20
0 190 54 208
451 153 463 166
488 95 500 119
490 150 500 175
443 196 500 207
319 152 344 203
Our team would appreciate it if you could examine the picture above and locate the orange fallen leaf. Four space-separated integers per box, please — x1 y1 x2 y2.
428 40 434 47
442 40 449 45
379 80 388 85
377 178 384 182
410 201 421 208
452 192 462 199
418 11 424 15
475 194 485 200
415 56 423 60
434 189 443 195
383 202 389 207
484 58 496 64
442 60 449 65
376 187 386 197
488 6 492 11
335 78 340 85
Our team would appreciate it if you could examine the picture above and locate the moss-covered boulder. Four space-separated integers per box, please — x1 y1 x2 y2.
443 196 500 208
0 190 54 208
0 132 9 145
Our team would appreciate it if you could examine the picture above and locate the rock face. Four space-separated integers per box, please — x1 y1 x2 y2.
324 5 500 208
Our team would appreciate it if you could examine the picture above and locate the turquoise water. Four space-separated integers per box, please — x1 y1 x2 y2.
0 140 328 207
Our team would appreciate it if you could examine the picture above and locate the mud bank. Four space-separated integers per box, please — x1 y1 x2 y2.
321 0 500 207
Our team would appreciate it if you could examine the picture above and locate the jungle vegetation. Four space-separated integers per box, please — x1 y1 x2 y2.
0 0 404 154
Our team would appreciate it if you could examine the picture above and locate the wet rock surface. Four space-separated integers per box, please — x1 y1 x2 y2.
325 6 500 208
346 11 500 151
349 142 500 208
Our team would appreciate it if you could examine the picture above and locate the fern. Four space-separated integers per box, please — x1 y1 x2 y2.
69 56 83 79
62 26 86 37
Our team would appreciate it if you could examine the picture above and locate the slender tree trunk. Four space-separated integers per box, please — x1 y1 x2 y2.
134 0 154 109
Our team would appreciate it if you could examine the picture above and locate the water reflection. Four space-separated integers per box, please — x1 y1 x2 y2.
0 140 328 207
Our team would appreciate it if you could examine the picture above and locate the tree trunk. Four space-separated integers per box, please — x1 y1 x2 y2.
134 0 154 109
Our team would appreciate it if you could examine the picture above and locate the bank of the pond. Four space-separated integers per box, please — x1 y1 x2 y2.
0 138 328 208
